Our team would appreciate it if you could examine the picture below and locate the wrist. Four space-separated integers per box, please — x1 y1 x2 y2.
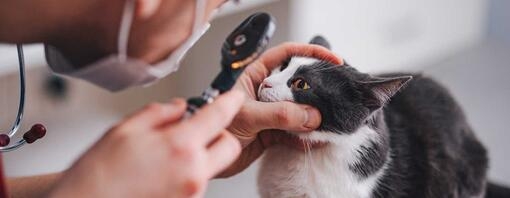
7 172 64 198
47 169 104 198
0 0 111 46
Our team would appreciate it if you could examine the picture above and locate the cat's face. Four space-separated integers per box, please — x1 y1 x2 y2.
258 56 411 135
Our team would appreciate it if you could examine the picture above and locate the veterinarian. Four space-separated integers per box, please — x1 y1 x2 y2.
0 0 342 197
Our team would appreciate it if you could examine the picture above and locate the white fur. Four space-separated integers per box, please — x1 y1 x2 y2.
257 57 388 198
258 127 389 198
258 57 320 103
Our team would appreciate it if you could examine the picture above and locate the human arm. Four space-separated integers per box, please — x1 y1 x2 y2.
0 0 227 66
6 173 62 198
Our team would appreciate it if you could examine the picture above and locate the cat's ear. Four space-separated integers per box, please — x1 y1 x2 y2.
359 76 413 110
309 35 331 50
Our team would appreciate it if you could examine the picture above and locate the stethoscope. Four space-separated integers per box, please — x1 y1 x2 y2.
0 45 46 152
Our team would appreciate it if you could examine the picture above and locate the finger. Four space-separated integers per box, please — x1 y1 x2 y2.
259 42 343 71
246 101 322 132
169 91 245 144
123 99 187 129
216 129 289 178
215 133 266 178
240 43 344 87
206 131 241 178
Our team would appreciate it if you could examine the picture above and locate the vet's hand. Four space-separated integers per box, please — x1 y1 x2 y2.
48 91 244 198
219 43 343 177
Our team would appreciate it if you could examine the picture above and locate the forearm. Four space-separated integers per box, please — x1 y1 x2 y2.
7 172 63 198
0 0 121 66
0 0 116 45
0 0 63 43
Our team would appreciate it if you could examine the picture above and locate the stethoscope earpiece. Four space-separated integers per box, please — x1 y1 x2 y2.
0 124 46 147
0 135 9 147
23 124 47 144
0 45 47 152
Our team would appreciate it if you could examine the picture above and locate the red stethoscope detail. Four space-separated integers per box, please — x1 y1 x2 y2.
0 45 47 152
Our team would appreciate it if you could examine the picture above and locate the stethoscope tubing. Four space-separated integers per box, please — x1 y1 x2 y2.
0 44 27 152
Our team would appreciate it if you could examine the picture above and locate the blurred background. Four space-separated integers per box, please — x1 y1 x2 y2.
0 0 508 197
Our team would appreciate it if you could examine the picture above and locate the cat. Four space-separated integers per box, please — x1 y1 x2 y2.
257 36 508 198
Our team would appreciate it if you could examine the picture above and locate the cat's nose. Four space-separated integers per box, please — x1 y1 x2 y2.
261 82 272 89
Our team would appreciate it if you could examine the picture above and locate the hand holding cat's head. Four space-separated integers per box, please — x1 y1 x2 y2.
259 36 412 137
219 42 342 177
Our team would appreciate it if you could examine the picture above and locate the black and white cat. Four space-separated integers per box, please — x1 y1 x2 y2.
257 36 507 198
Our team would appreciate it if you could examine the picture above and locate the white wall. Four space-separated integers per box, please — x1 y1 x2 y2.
0 44 46 75
288 0 488 73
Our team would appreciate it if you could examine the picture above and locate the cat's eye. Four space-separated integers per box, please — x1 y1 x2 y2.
291 78 311 90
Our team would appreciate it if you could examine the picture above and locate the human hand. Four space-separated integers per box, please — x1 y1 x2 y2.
219 43 343 177
48 91 244 198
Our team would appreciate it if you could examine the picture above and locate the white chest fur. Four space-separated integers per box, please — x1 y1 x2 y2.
258 126 388 198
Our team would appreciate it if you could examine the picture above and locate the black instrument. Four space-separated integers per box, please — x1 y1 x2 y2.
186 12 275 115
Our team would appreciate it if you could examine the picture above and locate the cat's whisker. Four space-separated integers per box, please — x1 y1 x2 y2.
306 140 320 198
306 141 316 176
301 139 307 167
302 139 310 194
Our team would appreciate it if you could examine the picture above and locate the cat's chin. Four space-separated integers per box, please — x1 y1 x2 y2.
283 132 329 151
296 130 340 143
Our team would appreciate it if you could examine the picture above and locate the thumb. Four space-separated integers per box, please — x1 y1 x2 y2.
248 101 321 132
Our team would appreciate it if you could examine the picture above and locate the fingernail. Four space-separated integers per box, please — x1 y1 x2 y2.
304 107 321 129
169 99 179 104
167 99 186 110
169 98 184 105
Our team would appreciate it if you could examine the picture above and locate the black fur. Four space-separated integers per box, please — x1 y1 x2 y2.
349 138 389 178
309 35 332 50
486 182 510 198
288 62 489 197
276 36 509 197
291 64 373 133
373 74 489 197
